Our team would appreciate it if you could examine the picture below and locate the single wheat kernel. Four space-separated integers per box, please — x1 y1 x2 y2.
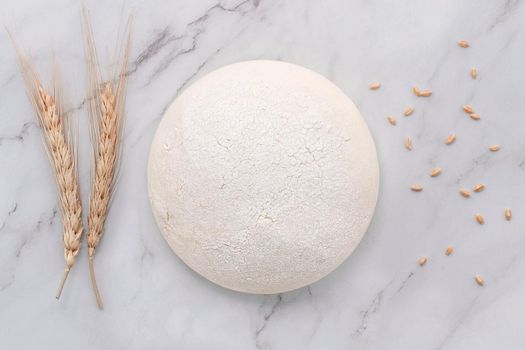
411 184 423 192
473 183 485 192
405 137 413 151
458 40 470 48
404 106 414 116
505 208 512 221
419 90 432 97
470 67 478 79
369 82 381 90
430 167 442 177
445 134 457 145
460 189 471 198
476 214 484 225
419 256 427 266
469 113 480 121
475 275 484 286
413 86 421 96
445 246 453 256
489 144 500 152
463 105 474 114
387 116 397 125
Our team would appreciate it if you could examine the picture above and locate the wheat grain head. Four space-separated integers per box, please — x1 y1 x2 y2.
10 35 84 300
82 8 131 309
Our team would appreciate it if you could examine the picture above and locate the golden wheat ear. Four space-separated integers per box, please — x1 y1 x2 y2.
82 8 132 310
8 31 84 300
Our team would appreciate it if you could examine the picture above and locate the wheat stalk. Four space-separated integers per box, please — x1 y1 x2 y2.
11 38 84 300
87 82 119 310
83 9 131 309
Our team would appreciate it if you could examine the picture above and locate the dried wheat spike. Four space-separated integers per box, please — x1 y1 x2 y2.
11 37 83 300
83 8 131 309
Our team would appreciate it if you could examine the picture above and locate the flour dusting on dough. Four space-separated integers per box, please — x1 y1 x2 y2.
148 60 379 294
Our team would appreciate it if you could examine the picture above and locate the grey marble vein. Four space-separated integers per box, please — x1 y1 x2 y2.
0 121 35 147
255 294 282 349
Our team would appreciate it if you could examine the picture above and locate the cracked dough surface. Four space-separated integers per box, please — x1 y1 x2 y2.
148 60 379 294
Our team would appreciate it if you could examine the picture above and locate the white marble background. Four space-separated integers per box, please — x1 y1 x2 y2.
1 0 525 349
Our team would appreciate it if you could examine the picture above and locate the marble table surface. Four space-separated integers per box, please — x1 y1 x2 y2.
1 0 525 349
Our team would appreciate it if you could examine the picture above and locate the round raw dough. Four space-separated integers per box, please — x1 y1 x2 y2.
148 60 379 294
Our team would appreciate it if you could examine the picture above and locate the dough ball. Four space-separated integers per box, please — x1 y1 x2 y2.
148 60 379 294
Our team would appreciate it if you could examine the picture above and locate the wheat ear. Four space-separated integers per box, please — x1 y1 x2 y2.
11 39 83 300
83 9 131 309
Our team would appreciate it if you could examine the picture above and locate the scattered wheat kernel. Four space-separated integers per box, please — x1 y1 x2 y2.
411 184 423 192
387 116 397 126
430 167 442 177
469 113 481 121
369 82 381 90
404 106 414 116
489 144 501 152
473 183 485 192
460 189 471 198
475 275 484 286
476 214 484 225
470 67 478 79
505 208 512 221
404 137 413 151
463 105 474 114
458 40 470 48
419 256 428 266
445 246 453 256
445 133 457 145
413 86 421 96
419 90 432 97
